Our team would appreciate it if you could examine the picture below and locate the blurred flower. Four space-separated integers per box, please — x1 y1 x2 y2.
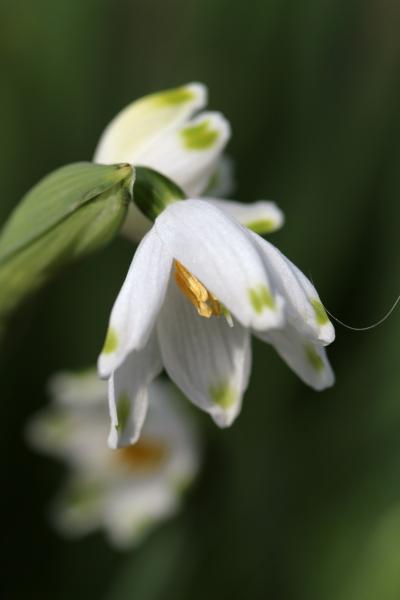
26 371 201 549
99 199 335 448
94 82 283 240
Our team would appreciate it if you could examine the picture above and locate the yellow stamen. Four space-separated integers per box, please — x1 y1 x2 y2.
115 438 167 471
174 260 221 318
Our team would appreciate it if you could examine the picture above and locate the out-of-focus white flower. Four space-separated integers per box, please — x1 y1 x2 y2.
98 199 335 448
94 82 284 240
26 371 201 549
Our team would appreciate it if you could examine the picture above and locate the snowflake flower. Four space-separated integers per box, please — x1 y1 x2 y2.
26 371 201 548
98 199 335 448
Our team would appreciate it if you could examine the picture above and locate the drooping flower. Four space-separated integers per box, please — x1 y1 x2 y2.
26 370 201 548
98 199 335 448
94 82 284 240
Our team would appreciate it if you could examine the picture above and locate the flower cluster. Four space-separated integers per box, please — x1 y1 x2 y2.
94 82 335 448
25 83 335 548
26 371 200 548
94 82 283 241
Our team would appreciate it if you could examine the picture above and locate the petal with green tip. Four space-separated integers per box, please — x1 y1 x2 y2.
136 111 230 197
155 199 285 332
157 276 251 428
107 332 162 449
94 82 207 165
257 325 334 391
248 230 334 345
205 198 284 234
98 227 172 379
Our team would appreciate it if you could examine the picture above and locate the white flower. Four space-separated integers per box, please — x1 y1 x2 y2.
98 199 335 448
26 371 201 549
94 82 284 240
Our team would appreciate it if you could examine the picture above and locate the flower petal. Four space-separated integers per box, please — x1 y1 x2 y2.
25 405 110 470
120 120 232 244
98 228 172 378
103 481 177 548
157 278 252 427
155 199 285 330
257 325 335 390
136 111 231 197
51 478 104 538
249 231 335 344
107 332 162 449
204 198 284 234
290 261 335 344
48 369 106 407
94 82 207 165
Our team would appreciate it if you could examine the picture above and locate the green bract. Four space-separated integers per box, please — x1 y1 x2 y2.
0 162 133 331
133 166 185 221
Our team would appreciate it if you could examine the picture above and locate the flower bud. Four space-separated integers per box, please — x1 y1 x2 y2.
133 166 185 222
0 162 134 330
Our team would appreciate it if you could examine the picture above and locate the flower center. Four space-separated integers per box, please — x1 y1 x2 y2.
174 260 221 318
115 438 167 471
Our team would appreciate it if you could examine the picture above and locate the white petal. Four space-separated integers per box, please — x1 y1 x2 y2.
94 82 207 165
107 332 162 449
290 262 335 344
157 278 252 427
204 155 235 197
48 369 106 407
120 118 232 243
249 231 334 344
103 481 177 548
204 198 284 234
136 111 231 197
143 379 202 485
25 406 110 470
98 228 172 378
257 325 335 390
155 199 285 330
51 478 104 538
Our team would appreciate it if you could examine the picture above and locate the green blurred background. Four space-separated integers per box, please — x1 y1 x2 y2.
1 0 400 598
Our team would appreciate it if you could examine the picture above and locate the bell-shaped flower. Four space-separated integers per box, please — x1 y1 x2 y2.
94 82 284 240
98 199 335 448
94 82 227 240
26 371 201 549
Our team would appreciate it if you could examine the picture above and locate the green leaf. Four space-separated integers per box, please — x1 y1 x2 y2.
133 166 185 221
0 162 133 331
0 162 132 263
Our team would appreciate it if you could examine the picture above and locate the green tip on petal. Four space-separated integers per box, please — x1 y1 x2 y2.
245 219 276 235
102 328 118 354
209 382 236 409
116 392 131 432
151 86 196 107
311 299 330 325
248 284 275 314
181 119 219 150
305 345 325 372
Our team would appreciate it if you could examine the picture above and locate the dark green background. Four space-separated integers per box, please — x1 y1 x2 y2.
1 0 400 598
